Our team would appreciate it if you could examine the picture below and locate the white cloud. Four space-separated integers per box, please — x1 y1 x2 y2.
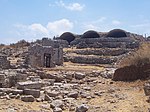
29 24 49 35
94 17 107 23
83 24 100 31
112 20 121 25
66 3 85 11
47 19 73 35
55 0 85 11
13 19 74 42
81 18 124 33
82 17 107 31
130 23 150 36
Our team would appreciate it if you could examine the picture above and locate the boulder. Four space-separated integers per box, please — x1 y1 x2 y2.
76 104 89 112
75 72 86 80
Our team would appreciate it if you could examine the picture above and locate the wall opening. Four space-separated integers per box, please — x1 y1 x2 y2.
0 83 2 88
44 53 51 67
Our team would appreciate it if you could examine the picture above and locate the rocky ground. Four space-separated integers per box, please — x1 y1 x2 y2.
0 46 149 112
0 61 149 112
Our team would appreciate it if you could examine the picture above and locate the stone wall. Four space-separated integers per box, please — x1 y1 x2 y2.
0 55 10 69
29 44 55 68
42 38 69 48
71 37 140 49
42 38 54 47
53 47 63 65
64 55 118 64
28 44 63 68
73 48 130 56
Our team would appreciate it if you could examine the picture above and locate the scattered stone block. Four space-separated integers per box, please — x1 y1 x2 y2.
0 74 5 83
144 83 150 96
24 89 40 98
44 94 52 101
53 107 62 112
21 95 35 102
45 90 59 97
16 73 27 82
0 88 23 95
68 91 78 99
75 72 85 80
50 100 64 108
28 76 41 81
17 81 42 90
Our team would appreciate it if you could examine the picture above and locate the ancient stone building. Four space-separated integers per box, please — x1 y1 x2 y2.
70 29 144 49
41 38 64 65
42 38 68 48
81 30 100 38
28 43 63 68
57 32 81 45
0 54 10 69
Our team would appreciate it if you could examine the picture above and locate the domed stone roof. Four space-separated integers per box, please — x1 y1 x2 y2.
107 29 127 38
59 32 76 44
81 30 100 38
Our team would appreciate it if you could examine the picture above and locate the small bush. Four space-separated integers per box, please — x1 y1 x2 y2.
118 42 150 68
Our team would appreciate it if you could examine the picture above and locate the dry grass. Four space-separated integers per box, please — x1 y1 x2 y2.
44 62 104 73
119 42 150 68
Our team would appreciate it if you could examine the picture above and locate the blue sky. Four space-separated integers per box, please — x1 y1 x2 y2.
0 0 150 44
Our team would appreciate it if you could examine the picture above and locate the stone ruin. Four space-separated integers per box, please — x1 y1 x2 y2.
0 53 10 69
0 30 149 112
70 29 143 49
58 29 145 65
28 42 63 68
57 29 145 49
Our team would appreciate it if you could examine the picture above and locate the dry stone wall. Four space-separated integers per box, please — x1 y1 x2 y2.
0 55 10 69
71 37 140 49
73 48 130 56
64 55 118 64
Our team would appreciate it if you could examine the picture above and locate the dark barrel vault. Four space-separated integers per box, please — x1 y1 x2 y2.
59 32 76 44
106 29 127 38
81 30 100 38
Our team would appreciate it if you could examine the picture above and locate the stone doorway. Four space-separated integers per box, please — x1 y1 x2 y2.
0 83 2 88
44 53 51 67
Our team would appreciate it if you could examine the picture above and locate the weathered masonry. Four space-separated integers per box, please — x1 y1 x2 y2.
28 44 63 68
0 54 10 69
